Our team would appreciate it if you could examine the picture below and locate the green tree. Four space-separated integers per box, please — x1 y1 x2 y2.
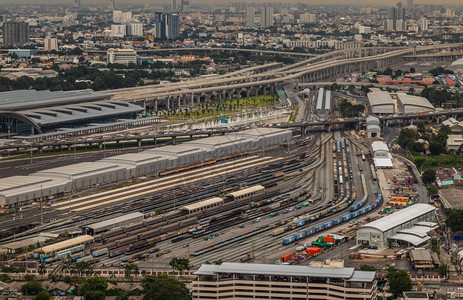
427 184 438 196
0 273 11 283
83 290 106 300
417 121 426 134
34 291 51 300
422 169 436 185
396 128 418 148
439 264 449 277
387 267 412 298
142 274 190 300
429 141 444 155
445 209 463 231
360 264 376 271
81 276 108 300
21 280 42 295
169 258 190 272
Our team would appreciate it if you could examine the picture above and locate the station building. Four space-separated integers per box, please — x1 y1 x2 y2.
0 89 143 136
356 204 437 248
192 262 378 299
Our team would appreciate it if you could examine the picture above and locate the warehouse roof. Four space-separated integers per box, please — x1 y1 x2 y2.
0 90 112 111
374 157 393 168
371 141 389 153
195 262 375 281
40 235 94 254
0 176 66 197
439 188 463 209
180 197 223 212
389 233 431 246
396 94 435 111
366 116 380 126
34 162 126 179
102 152 167 165
367 92 394 114
0 239 36 251
360 204 435 233
226 185 265 198
19 101 143 126
367 124 381 133
185 135 249 147
85 212 144 231
234 127 291 137
410 250 432 262
147 145 204 156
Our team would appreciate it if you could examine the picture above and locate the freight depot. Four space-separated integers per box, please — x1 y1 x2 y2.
0 128 291 209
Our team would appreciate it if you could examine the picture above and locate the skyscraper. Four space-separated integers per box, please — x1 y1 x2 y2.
246 7 255 27
2 22 29 46
384 3 406 31
261 6 274 28
154 13 180 40
172 0 177 11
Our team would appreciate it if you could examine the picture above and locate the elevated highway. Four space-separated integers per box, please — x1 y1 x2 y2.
104 43 463 111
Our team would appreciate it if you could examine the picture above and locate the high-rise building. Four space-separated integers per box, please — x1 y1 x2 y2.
407 0 414 8
182 0 190 12
113 10 122 23
127 23 144 37
246 7 255 27
300 13 316 24
112 11 132 23
2 22 29 46
420 18 428 32
74 0 81 9
154 13 180 40
260 6 274 27
385 3 406 31
111 24 127 37
172 0 177 11
43 37 58 51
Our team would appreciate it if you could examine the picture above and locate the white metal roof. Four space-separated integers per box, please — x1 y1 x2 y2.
374 157 393 168
367 92 394 114
367 124 381 132
366 116 380 125
396 94 435 110
389 233 431 246
180 197 223 212
360 204 435 233
195 262 369 280
371 141 389 153
34 162 126 179
86 212 144 230
226 185 265 198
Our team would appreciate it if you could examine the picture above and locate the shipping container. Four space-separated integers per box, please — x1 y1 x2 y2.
272 228 285 236
305 247 321 256
280 253 292 262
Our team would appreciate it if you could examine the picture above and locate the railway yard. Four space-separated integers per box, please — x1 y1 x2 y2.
0 125 383 274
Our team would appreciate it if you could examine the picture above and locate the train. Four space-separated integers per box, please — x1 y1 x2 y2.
282 189 382 245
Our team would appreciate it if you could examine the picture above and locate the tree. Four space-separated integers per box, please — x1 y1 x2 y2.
142 274 190 300
396 128 418 148
169 258 190 272
34 291 51 300
445 209 463 231
422 169 436 185
417 121 426 134
21 280 42 295
438 264 449 277
38 263 46 277
409 67 416 73
387 267 412 298
429 141 444 155
83 290 106 300
0 273 11 283
81 276 108 300
360 264 376 271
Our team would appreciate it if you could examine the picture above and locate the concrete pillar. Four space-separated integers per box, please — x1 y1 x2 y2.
138 139 142 147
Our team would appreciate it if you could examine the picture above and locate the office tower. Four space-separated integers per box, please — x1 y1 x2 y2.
182 0 190 12
2 22 29 46
407 0 413 8
144 0 149 9
110 0 116 10
246 7 255 27
419 18 428 31
260 6 273 27
172 0 177 11
44 37 58 51
300 13 316 24
154 13 180 40
107 48 137 65
385 3 406 31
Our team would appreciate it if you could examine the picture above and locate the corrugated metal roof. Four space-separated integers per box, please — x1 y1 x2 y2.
360 204 435 233
227 185 264 198
372 141 389 153
397 94 435 110
34 162 126 178
390 233 430 246
194 262 369 280
40 235 94 254
316 88 324 110
86 212 144 230
367 92 394 114
180 197 223 212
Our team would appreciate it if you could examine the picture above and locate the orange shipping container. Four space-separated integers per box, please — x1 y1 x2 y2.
305 247 321 256
322 236 335 243
280 253 292 262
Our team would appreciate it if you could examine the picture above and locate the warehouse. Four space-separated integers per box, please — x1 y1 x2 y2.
234 127 292 148
371 141 393 168
357 204 436 248
185 135 253 158
38 235 94 255
367 92 395 115
33 162 127 190
438 188 463 209
396 94 435 114
0 176 67 208
82 212 145 235
146 145 206 167
102 152 169 177
366 116 381 138
0 239 37 254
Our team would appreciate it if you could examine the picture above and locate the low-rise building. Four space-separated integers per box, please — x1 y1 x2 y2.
446 135 463 154
192 262 378 299
442 118 463 134
107 48 137 65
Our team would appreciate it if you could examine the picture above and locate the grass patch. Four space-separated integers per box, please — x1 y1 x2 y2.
407 154 463 170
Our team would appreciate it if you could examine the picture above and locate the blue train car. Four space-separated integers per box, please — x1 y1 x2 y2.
323 221 334 228
305 228 315 236
294 232 306 240
295 220 306 227
283 236 295 245
341 214 351 222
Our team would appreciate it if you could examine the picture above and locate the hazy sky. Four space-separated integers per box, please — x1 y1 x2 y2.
1 0 463 6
